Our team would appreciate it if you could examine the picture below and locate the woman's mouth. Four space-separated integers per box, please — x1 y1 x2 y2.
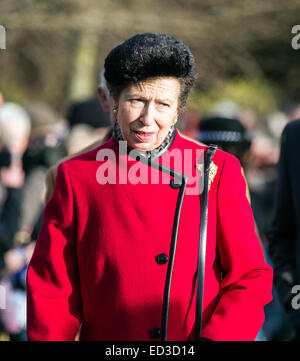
133 130 156 142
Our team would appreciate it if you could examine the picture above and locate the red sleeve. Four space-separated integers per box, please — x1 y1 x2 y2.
26 162 82 340
201 154 273 341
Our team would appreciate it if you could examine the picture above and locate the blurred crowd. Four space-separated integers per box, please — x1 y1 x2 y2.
0 92 110 340
0 88 299 340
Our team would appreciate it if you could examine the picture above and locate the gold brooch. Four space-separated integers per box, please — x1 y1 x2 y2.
196 161 218 190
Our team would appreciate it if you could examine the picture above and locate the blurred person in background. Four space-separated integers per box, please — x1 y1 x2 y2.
244 133 279 238
23 102 68 175
26 77 113 341
66 93 111 140
19 102 68 245
267 118 300 341
66 123 107 155
289 104 300 120
44 69 113 203
197 115 258 237
0 101 30 268
24 85 113 258
197 116 252 168
197 115 253 212
177 109 201 140
24 70 113 267
0 99 31 341
197 115 291 340
238 108 259 134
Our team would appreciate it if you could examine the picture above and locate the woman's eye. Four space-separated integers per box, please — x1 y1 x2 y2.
158 103 170 109
130 99 143 104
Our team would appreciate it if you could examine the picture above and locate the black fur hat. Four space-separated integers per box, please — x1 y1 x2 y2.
198 116 252 151
104 33 196 109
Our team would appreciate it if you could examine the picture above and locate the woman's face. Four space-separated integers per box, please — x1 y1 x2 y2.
114 77 181 151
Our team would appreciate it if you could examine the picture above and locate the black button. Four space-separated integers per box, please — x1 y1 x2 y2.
149 327 161 339
155 253 168 265
170 178 181 189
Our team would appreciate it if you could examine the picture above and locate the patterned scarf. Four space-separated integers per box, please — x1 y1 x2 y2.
113 120 176 160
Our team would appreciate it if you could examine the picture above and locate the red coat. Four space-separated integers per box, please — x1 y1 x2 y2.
26 131 273 341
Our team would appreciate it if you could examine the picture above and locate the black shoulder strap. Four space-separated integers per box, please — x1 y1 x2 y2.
195 144 217 340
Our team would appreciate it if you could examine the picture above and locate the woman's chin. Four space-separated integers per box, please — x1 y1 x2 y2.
130 142 156 151
128 135 158 151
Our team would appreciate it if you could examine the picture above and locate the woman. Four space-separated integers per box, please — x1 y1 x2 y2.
26 33 273 341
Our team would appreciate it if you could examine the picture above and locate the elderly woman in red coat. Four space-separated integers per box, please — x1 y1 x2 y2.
26 33 273 341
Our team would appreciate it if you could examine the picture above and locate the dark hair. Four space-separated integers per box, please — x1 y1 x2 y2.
104 33 196 113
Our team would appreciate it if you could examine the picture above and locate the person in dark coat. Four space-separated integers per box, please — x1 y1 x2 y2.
0 101 30 341
0 102 30 273
198 116 290 340
0 176 23 272
267 118 300 340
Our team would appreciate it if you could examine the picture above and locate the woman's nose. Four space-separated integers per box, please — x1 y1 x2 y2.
140 103 156 126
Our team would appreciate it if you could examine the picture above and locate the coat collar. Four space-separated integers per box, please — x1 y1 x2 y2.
112 120 177 160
